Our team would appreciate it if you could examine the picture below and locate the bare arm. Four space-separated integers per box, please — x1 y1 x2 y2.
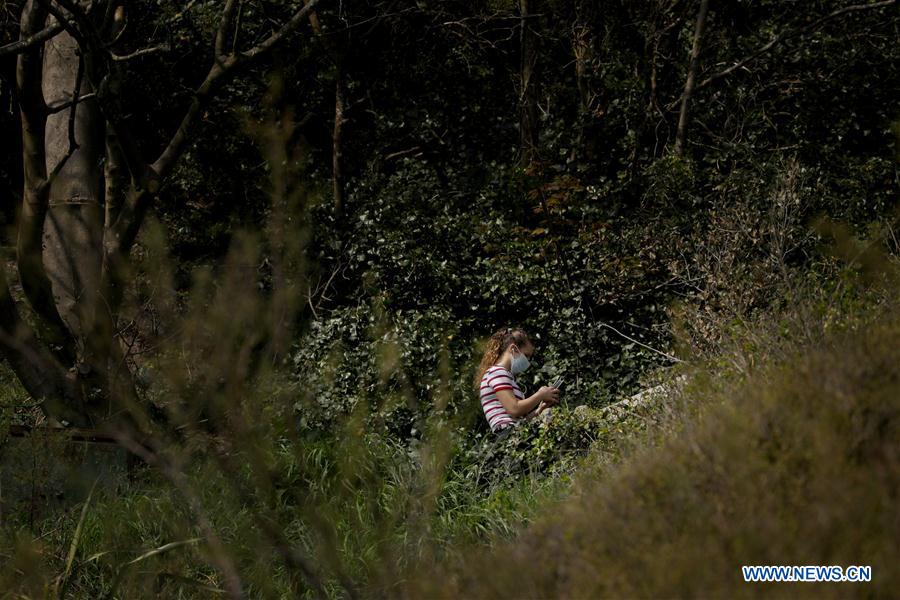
495 386 559 418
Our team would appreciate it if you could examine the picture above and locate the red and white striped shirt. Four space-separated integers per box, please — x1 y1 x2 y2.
479 365 524 432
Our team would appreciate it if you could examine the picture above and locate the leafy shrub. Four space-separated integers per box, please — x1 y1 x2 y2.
451 409 606 493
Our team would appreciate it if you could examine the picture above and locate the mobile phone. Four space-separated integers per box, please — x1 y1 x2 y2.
550 376 563 389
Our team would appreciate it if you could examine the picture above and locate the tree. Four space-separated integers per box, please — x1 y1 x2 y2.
673 0 709 157
672 0 898 157
518 0 539 166
303 0 348 218
1 0 325 428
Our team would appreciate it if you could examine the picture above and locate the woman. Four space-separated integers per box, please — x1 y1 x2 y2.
474 327 560 436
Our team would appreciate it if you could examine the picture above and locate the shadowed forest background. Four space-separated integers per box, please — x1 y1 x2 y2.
0 0 898 597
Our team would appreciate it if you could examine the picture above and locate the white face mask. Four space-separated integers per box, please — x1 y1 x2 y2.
509 345 531 375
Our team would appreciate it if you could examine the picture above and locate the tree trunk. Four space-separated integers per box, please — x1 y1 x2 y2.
0 264 86 425
4 0 325 427
15 1 74 361
332 65 346 217
518 0 539 167
12 2 128 425
570 0 599 164
304 0 346 216
41 17 106 366
674 0 710 157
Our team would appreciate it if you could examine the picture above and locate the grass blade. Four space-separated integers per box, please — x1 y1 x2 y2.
56 477 100 599
104 537 202 599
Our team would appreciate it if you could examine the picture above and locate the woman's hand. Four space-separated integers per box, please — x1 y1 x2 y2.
497 386 560 418
536 385 560 407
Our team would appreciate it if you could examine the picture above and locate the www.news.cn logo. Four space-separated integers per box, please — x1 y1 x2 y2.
742 565 872 583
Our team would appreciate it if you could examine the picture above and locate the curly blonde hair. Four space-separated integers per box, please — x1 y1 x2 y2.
473 327 531 391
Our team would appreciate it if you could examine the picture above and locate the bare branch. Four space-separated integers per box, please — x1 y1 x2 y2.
599 322 686 364
46 91 95 114
215 0 239 59
0 20 63 58
17 0 49 182
384 146 424 161
96 75 155 187
151 0 328 180
696 0 898 92
103 120 128 234
240 0 325 60
148 58 233 181
110 43 170 61
38 0 83 44
231 0 243 53
673 0 710 157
